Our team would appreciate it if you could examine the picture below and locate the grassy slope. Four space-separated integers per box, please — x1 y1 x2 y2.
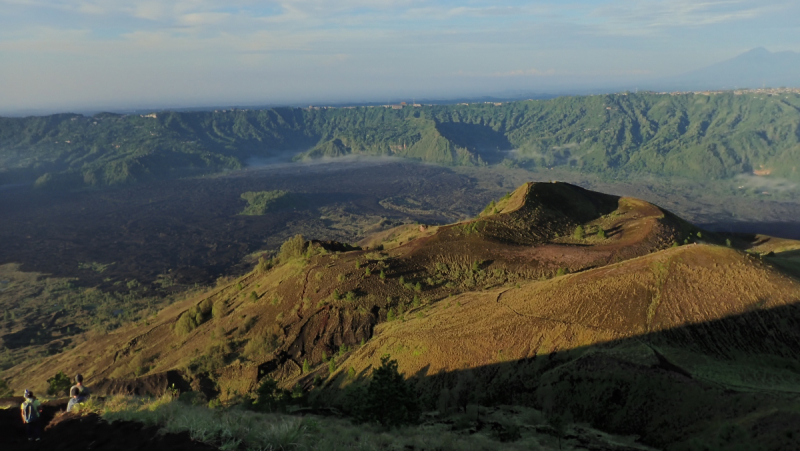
320 244 800 449
2 91 800 187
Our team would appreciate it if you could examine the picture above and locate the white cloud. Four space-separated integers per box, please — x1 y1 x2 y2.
590 0 791 35
491 68 558 77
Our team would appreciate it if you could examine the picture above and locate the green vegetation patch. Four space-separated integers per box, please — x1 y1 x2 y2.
239 190 293 215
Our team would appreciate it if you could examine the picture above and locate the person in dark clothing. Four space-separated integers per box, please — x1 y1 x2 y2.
20 389 42 442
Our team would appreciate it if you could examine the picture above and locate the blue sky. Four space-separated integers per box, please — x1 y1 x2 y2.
0 0 798 112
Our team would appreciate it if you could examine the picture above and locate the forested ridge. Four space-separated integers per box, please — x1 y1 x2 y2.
2 91 799 188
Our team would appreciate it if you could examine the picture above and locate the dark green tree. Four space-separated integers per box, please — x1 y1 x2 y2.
360 354 419 427
253 376 293 411
47 371 72 397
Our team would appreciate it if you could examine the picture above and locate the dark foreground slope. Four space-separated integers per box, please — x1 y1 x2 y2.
0 399 214 450
3 182 800 450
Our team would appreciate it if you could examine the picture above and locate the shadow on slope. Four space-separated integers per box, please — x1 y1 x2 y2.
322 300 800 451
435 122 513 164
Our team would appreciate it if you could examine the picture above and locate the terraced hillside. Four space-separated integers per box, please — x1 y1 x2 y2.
3 182 799 450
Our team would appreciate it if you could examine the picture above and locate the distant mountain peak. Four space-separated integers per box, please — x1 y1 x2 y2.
742 46 770 56
665 46 800 90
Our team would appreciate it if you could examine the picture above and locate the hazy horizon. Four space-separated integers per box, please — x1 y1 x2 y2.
2 0 799 115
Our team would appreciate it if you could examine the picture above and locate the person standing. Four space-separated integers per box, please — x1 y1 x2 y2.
20 389 42 442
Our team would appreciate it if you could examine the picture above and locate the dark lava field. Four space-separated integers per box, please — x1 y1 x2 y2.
2 158 800 294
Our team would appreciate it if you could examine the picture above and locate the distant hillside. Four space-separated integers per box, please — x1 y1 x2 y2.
665 47 800 91
2 91 800 188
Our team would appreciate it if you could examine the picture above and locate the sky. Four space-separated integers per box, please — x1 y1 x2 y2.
0 0 799 113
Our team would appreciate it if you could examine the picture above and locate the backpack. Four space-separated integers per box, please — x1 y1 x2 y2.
22 400 39 423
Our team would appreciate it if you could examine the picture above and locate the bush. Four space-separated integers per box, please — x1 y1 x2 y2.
211 301 226 318
47 371 72 397
257 256 273 273
175 312 198 335
357 355 419 427
278 234 307 262
573 225 584 240
597 228 605 239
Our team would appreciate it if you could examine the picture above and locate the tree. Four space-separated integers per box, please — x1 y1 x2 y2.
597 228 605 239
360 355 419 427
47 371 71 397
573 225 584 240
253 377 293 412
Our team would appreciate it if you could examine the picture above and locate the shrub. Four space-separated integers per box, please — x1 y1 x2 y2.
302 359 310 373
414 282 422 292
175 312 198 335
242 334 279 361
379 270 386 280
597 228 605 239
47 371 71 397
211 301 226 319
573 225 584 240
257 256 273 273
278 234 307 261
364 268 371 276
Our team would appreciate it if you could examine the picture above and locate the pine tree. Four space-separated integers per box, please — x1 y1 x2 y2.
573 225 584 240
